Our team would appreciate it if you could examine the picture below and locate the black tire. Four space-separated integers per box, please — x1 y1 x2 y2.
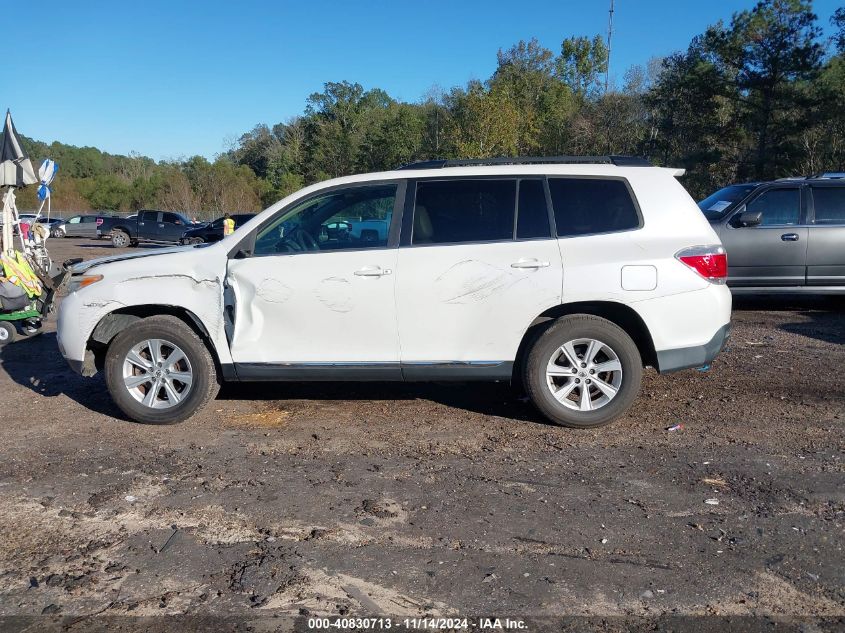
104 315 219 424
112 230 130 248
523 315 642 428
0 322 16 346
189 237 204 245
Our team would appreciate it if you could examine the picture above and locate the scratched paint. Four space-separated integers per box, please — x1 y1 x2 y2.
316 277 354 313
435 260 513 304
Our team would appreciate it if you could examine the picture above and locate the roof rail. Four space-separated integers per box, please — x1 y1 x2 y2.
396 155 651 170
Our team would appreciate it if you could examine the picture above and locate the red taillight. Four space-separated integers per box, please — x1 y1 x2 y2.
676 246 728 284
96 218 104 225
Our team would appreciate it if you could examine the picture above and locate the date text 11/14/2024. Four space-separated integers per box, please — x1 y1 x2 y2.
307 617 527 630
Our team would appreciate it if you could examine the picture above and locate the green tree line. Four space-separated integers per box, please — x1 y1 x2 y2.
16 0 845 218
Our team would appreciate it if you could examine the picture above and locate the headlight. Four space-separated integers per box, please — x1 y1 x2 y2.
67 274 104 293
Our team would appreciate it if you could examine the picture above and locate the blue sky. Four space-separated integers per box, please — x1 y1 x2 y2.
4 0 842 161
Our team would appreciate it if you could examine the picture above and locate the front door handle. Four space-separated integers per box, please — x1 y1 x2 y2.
781 233 799 241
354 266 392 277
511 259 550 269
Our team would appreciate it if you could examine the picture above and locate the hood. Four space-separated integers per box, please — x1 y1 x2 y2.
70 245 191 274
183 223 212 235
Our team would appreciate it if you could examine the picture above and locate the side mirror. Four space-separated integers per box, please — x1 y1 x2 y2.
738 210 762 227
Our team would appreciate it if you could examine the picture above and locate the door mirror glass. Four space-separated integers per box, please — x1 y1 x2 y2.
738 210 762 227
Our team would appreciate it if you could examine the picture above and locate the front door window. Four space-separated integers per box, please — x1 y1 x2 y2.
744 188 800 226
253 184 396 256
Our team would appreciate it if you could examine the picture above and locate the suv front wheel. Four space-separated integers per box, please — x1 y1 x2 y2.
104 315 219 424
524 315 642 428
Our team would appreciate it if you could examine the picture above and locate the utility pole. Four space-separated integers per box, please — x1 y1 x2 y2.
605 0 615 93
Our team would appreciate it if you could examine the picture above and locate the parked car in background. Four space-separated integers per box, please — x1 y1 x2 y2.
107 210 193 247
4 214 66 237
9 213 39 237
700 175 845 293
180 213 256 244
38 216 66 237
55 214 106 238
58 156 731 428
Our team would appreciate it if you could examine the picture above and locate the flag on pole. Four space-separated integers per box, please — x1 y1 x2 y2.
38 159 58 201
0 110 38 188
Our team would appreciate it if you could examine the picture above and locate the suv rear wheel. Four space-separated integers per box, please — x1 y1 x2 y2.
104 315 219 424
524 315 642 428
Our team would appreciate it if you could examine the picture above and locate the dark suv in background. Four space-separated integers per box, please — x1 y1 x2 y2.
180 213 256 244
700 175 845 294
106 210 194 247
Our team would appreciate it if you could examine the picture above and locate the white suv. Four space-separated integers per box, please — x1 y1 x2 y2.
57 157 731 428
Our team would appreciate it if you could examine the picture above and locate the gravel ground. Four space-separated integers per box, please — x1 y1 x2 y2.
0 238 843 631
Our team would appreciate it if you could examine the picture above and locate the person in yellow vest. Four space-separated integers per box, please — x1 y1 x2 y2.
223 213 235 237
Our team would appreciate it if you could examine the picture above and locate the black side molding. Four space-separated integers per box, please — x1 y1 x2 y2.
231 361 513 382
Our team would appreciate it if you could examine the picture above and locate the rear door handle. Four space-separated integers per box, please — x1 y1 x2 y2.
781 233 799 241
511 259 550 269
354 266 391 277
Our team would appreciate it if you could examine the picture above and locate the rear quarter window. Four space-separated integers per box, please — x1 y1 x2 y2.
548 177 640 237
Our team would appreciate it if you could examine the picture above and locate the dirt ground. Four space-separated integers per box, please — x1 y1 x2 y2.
0 237 843 631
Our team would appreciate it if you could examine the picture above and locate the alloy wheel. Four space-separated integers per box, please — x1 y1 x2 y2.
545 338 623 411
122 338 193 409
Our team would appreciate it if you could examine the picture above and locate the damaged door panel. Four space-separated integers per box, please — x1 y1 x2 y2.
396 178 563 364
225 182 403 376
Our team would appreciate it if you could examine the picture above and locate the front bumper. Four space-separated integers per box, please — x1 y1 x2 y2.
656 323 731 373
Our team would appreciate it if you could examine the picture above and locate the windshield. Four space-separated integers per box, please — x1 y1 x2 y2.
698 184 758 220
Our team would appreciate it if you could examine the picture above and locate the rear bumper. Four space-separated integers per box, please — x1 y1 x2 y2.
656 323 731 373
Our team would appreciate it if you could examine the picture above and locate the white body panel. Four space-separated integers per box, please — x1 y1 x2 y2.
57 245 232 366
395 240 562 362
225 249 399 363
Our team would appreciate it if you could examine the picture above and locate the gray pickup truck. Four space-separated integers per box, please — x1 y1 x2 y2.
103 210 194 247
700 176 845 294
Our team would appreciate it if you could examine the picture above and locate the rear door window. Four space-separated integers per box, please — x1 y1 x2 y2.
548 178 640 237
412 179 516 245
141 211 159 223
812 187 845 224
745 188 800 226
